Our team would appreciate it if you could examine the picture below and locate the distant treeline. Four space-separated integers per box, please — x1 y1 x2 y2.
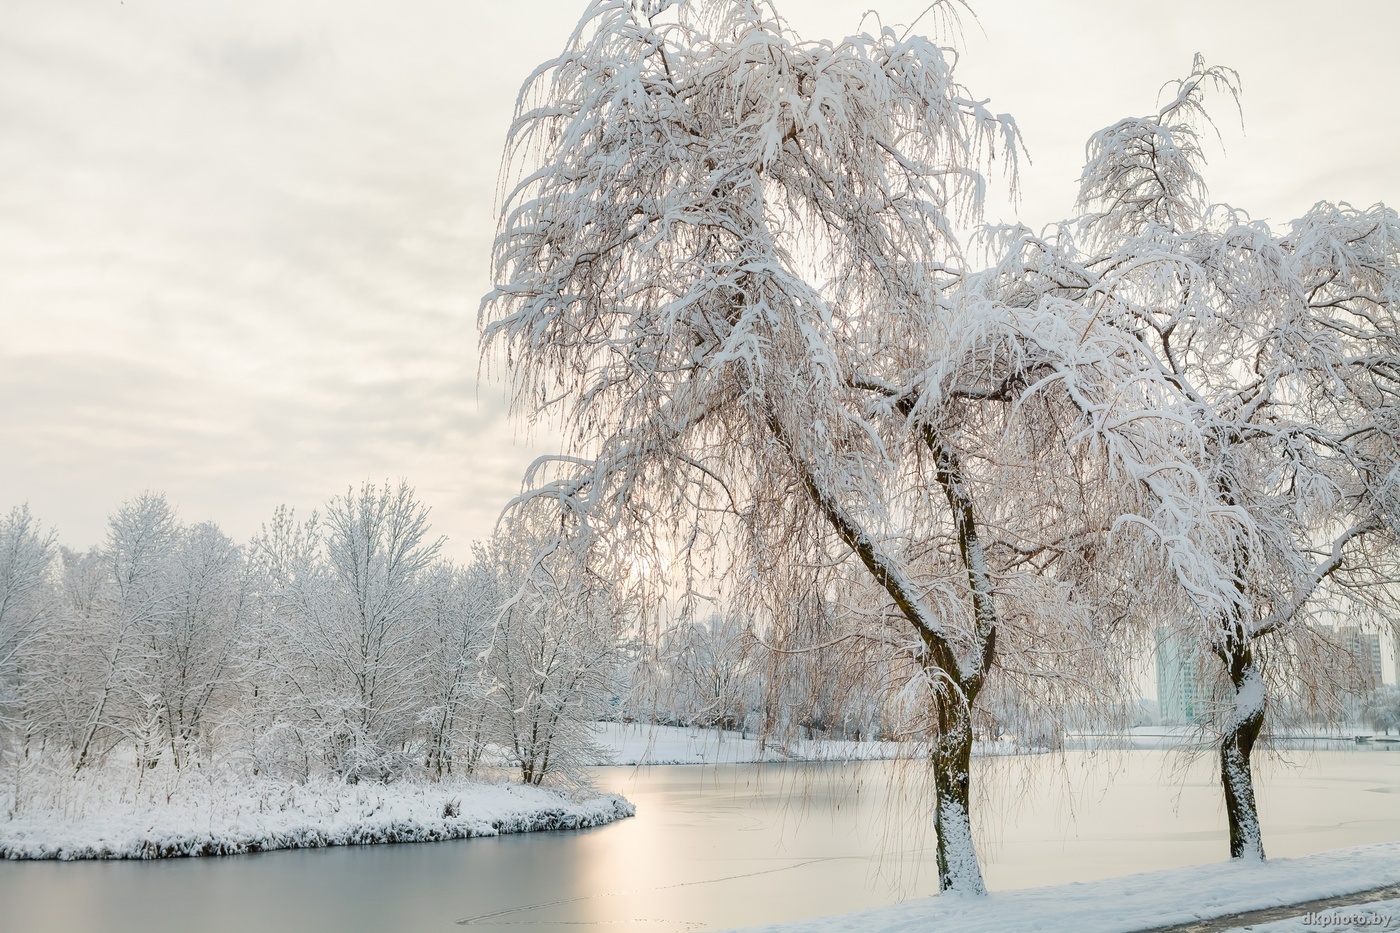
0 484 629 787
0 485 961 793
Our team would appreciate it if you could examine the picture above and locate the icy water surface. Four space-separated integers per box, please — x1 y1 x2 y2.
3 750 1400 933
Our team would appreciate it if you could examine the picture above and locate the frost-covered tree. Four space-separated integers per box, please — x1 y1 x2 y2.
22 546 106 763
483 0 1222 891
144 522 247 770
238 503 325 779
981 57 1400 860
70 493 181 771
418 560 495 778
479 517 628 787
21 494 247 773
660 609 756 731
0 506 56 731
250 482 443 782
319 481 442 778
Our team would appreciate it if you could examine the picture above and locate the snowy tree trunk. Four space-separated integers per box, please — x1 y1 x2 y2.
927 423 992 894
931 681 986 894
1219 646 1266 860
774 405 996 893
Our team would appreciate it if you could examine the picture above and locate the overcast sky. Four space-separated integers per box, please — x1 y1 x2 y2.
2 0 1397 559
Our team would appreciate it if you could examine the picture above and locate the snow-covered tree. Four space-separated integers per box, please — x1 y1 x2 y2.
237 503 325 779
70 493 181 771
18 494 249 773
144 522 247 770
479 517 628 787
418 560 495 778
482 0 1223 891
0 506 56 731
249 482 443 782
660 609 756 731
21 546 106 763
318 481 442 778
982 57 1400 860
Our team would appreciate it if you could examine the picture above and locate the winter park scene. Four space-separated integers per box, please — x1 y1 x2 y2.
4 1 1400 931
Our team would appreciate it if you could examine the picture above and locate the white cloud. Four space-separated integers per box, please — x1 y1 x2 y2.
1 0 1394 558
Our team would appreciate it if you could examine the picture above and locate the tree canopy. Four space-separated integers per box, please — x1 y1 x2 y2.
482 0 1282 892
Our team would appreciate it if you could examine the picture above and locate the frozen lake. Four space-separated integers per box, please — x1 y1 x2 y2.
4 750 1400 933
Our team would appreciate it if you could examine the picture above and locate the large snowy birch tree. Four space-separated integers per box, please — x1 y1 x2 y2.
483 0 1224 892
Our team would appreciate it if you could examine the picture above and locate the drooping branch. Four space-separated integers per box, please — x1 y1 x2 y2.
760 407 971 686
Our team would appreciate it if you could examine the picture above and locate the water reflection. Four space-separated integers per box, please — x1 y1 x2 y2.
2 751 1398 933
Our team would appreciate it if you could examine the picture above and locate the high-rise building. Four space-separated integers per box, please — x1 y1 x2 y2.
1156 627 1210 725
1338 626 1384 695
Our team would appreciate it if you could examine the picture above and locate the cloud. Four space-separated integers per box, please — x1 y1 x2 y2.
198 37 311 91
0 0 1395 562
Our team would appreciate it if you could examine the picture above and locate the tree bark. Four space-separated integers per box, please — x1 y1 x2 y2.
920 410 993 893
764 405 994 893
931 677 986 893
1219 645 1266 860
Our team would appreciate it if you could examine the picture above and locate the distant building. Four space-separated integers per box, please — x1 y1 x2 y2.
1338 626 1384 696
1156 628 1210 725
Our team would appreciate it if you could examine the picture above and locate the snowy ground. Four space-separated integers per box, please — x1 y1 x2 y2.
0 771 633 860
592 722 1024 765
592 722 899 764
733 843 1400 933
1102 727 1400 752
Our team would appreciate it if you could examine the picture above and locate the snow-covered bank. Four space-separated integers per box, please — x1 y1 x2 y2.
1077 727 1400 752
0 774 633 860
734 842 1400 933
594 722 902 765
593 722 1027 766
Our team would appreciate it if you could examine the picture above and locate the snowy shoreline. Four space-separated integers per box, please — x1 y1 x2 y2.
0 775 634 861
593 722 1032 766
733 842 1400 933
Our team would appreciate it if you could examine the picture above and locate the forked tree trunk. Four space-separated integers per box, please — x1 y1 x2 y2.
925 420 994 894
768 405 995 893
1219 645 1266 860
931 681 986 893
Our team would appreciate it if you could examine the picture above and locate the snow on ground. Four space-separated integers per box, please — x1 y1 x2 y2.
734 843 1400 933
593 722 897 765
1110 727 1400 751
0 772 633 860
593 722 1024 765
